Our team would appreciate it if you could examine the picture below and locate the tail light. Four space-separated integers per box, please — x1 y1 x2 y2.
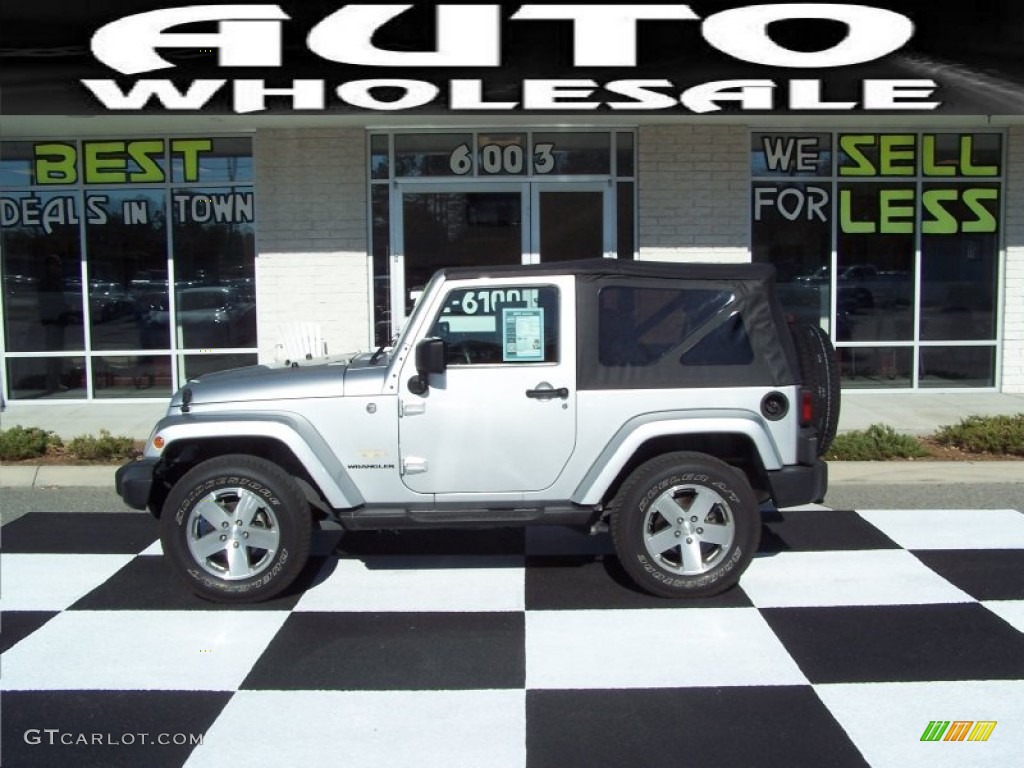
800 388 814 427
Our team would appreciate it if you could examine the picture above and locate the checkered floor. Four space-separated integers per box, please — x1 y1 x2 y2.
2 507 1023 768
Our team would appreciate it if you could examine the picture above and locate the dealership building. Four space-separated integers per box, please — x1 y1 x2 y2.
1 114 1023 405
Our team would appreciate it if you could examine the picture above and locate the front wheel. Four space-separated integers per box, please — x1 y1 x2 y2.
160 455 312 603
610 453 760 598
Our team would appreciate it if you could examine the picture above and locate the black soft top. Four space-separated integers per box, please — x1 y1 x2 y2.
440 258 779 285
440 258 799 390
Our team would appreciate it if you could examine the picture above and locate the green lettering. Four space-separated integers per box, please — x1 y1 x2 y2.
84 141 128 183
879 189 914 233
960 136 998 176
839 189 876 233
922 135 954 176
921 189 959 234
879 135 915 176
839 135 877 176
34 143 77 185
171 139 213 182
962 188 998 232
127 140 165 182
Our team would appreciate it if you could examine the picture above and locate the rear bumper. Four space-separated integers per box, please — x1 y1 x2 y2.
115 458 159 511
767 460 828 507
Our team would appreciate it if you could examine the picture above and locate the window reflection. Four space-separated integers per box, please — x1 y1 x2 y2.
7 356 86 399
86 189 169 351
93 355 173 398
920 347 995 388
1 191 85 353
839 347 913 389
171 186 256 349
836 183 914 342
752 182 831 331
920 183 998 341
1 137 257 400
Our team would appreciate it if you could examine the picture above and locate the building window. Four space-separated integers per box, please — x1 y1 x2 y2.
0 137 256 401
751 131 1002 390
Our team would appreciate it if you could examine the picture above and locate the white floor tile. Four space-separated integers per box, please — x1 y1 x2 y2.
0 610 289 691
815 680 1024 768
856 509 1024 550
983 599 1024 633
139 540 162 556
743 550 975 608
294 556 525 612
0 554 134 611
526 608 808 689
185 689 526 768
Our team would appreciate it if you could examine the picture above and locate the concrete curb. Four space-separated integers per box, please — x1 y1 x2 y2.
3 461 1024 489
1 465 120 488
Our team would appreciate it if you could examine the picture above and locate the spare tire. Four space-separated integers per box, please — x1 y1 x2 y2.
789 323 841 455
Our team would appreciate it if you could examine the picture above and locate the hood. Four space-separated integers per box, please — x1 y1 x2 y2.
169 359 354 408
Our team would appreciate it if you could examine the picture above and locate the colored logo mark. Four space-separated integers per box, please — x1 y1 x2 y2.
920 721 997 742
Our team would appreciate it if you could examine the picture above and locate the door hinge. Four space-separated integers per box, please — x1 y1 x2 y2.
402 457 428 475
400 400 426 417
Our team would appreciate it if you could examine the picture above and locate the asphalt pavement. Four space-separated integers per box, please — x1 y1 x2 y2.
2 461 1022 527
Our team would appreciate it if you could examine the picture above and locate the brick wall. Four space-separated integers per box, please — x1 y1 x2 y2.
637 124 749 263
1004 126 1024 392
253 128 370 362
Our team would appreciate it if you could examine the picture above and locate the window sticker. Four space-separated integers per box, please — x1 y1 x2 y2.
503 308 544 362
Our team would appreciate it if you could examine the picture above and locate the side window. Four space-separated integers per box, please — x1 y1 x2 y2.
430 286 559 365
598 286 746 367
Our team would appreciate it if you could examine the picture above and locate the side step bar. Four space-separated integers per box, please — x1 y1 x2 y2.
337 505 599 531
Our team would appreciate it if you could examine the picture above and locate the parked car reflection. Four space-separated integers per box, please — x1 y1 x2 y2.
144 285 256 349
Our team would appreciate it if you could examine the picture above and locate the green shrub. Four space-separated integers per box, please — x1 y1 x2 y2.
933 414 1024 457
66 429 136 461
0 425 62 461
826 424 930 461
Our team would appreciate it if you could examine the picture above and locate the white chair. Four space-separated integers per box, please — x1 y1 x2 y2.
275 321 327 365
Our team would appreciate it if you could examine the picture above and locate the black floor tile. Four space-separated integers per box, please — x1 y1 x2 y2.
527 687 868 768
525 555 753 610
760 509 899 553
241 611 525 691
912 549 1024 601
1 512 157 554
761 603 1024 684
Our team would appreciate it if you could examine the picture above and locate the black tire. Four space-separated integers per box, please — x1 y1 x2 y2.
610 452 761 599
160 454 312 603
789 322 841 455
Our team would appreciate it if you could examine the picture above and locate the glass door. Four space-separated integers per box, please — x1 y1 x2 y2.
391 184 528 331
530 182 612 262
389 181 612 336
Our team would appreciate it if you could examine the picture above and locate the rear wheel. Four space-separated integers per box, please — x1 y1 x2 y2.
611 452 760 598
160 454 311 603
790 322 841 455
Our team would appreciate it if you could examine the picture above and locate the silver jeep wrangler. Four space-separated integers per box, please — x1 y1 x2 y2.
116 259 837 602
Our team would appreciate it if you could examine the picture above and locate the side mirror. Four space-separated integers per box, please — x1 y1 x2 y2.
408 337 447 395
416 337 447 375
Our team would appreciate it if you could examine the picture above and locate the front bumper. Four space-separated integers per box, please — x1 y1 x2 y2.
767 459 828 508
114 458 160 510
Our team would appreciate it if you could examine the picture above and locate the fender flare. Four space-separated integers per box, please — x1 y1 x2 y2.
147 411 364 509
571 410 781 506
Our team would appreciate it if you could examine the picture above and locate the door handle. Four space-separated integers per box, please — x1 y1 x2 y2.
526 385 569 400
